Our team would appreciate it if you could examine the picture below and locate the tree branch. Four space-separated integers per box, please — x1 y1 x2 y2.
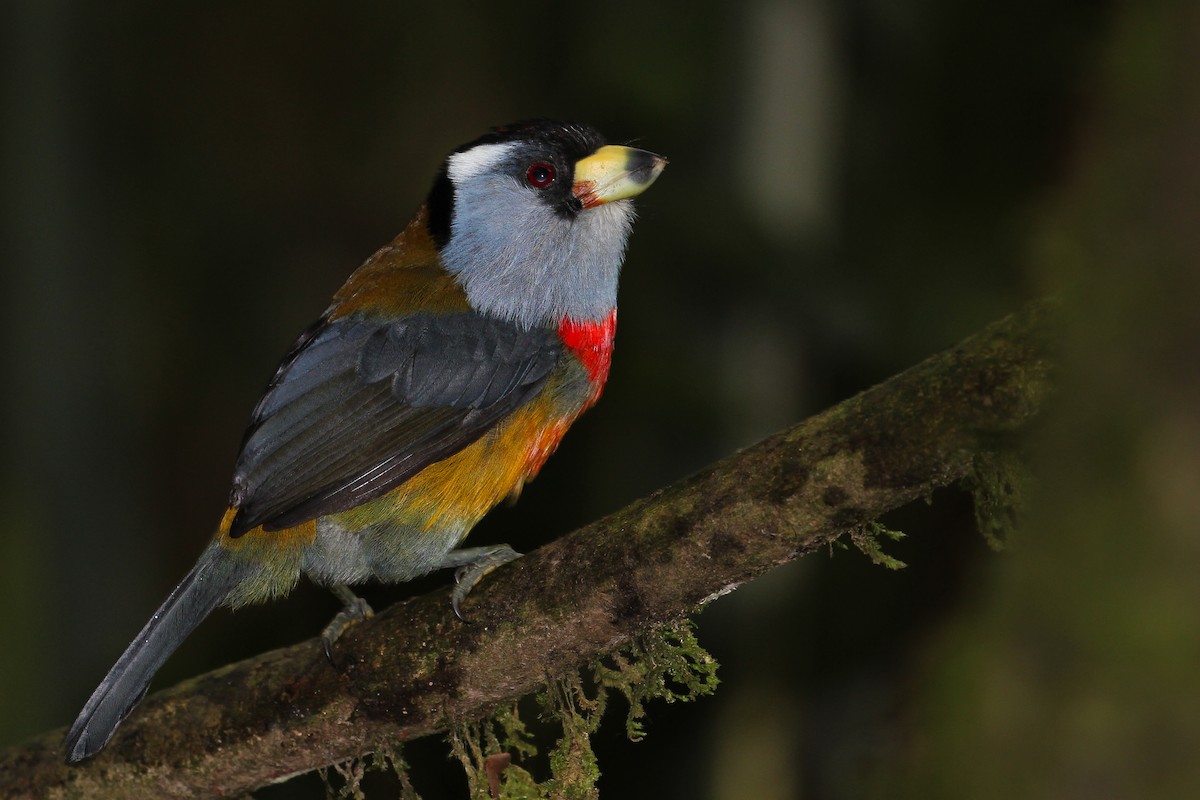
0 300 1056 799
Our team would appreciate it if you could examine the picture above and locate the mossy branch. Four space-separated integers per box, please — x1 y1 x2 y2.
0 300 1056 799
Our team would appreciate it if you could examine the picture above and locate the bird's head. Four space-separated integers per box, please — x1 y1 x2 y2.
426 120 666 329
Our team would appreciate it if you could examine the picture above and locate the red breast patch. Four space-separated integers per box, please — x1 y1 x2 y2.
558 309 617 385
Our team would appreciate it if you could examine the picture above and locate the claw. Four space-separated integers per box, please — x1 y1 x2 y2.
321 586 373 667
440 545 522 622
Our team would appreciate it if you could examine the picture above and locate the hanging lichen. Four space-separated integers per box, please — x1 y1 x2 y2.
320 746 418 800
966 447 1028 549
448 618 719 798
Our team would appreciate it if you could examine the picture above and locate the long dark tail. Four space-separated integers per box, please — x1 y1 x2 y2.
64 544 245 762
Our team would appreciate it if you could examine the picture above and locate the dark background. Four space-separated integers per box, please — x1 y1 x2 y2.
10 1 1198 798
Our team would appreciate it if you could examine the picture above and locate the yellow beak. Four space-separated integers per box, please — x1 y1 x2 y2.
572 145 667 208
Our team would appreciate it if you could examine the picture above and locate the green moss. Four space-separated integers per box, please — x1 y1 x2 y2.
447 619 718 798
847 521 908 570
592 619 720 741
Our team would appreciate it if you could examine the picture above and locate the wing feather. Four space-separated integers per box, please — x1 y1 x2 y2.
228 312 561 536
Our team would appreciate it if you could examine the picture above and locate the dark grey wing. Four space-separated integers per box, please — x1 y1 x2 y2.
227 312 562 537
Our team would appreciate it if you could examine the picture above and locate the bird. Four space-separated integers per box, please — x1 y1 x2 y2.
63 119 666 763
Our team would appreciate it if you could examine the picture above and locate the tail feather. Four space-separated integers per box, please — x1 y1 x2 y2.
64 544 244 763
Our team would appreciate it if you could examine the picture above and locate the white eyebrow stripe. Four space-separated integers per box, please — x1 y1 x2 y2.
447 142 519 184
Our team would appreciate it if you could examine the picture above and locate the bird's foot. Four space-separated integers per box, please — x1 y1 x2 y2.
322 584 374 665
440 545 522 620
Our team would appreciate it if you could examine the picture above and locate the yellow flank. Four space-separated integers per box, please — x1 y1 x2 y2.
338 394 576 534
329 205 471 319
216 391 579 560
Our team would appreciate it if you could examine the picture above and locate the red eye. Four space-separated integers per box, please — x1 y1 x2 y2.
526 162 556 188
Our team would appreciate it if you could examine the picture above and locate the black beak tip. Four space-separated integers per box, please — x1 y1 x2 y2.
626 149 667 185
